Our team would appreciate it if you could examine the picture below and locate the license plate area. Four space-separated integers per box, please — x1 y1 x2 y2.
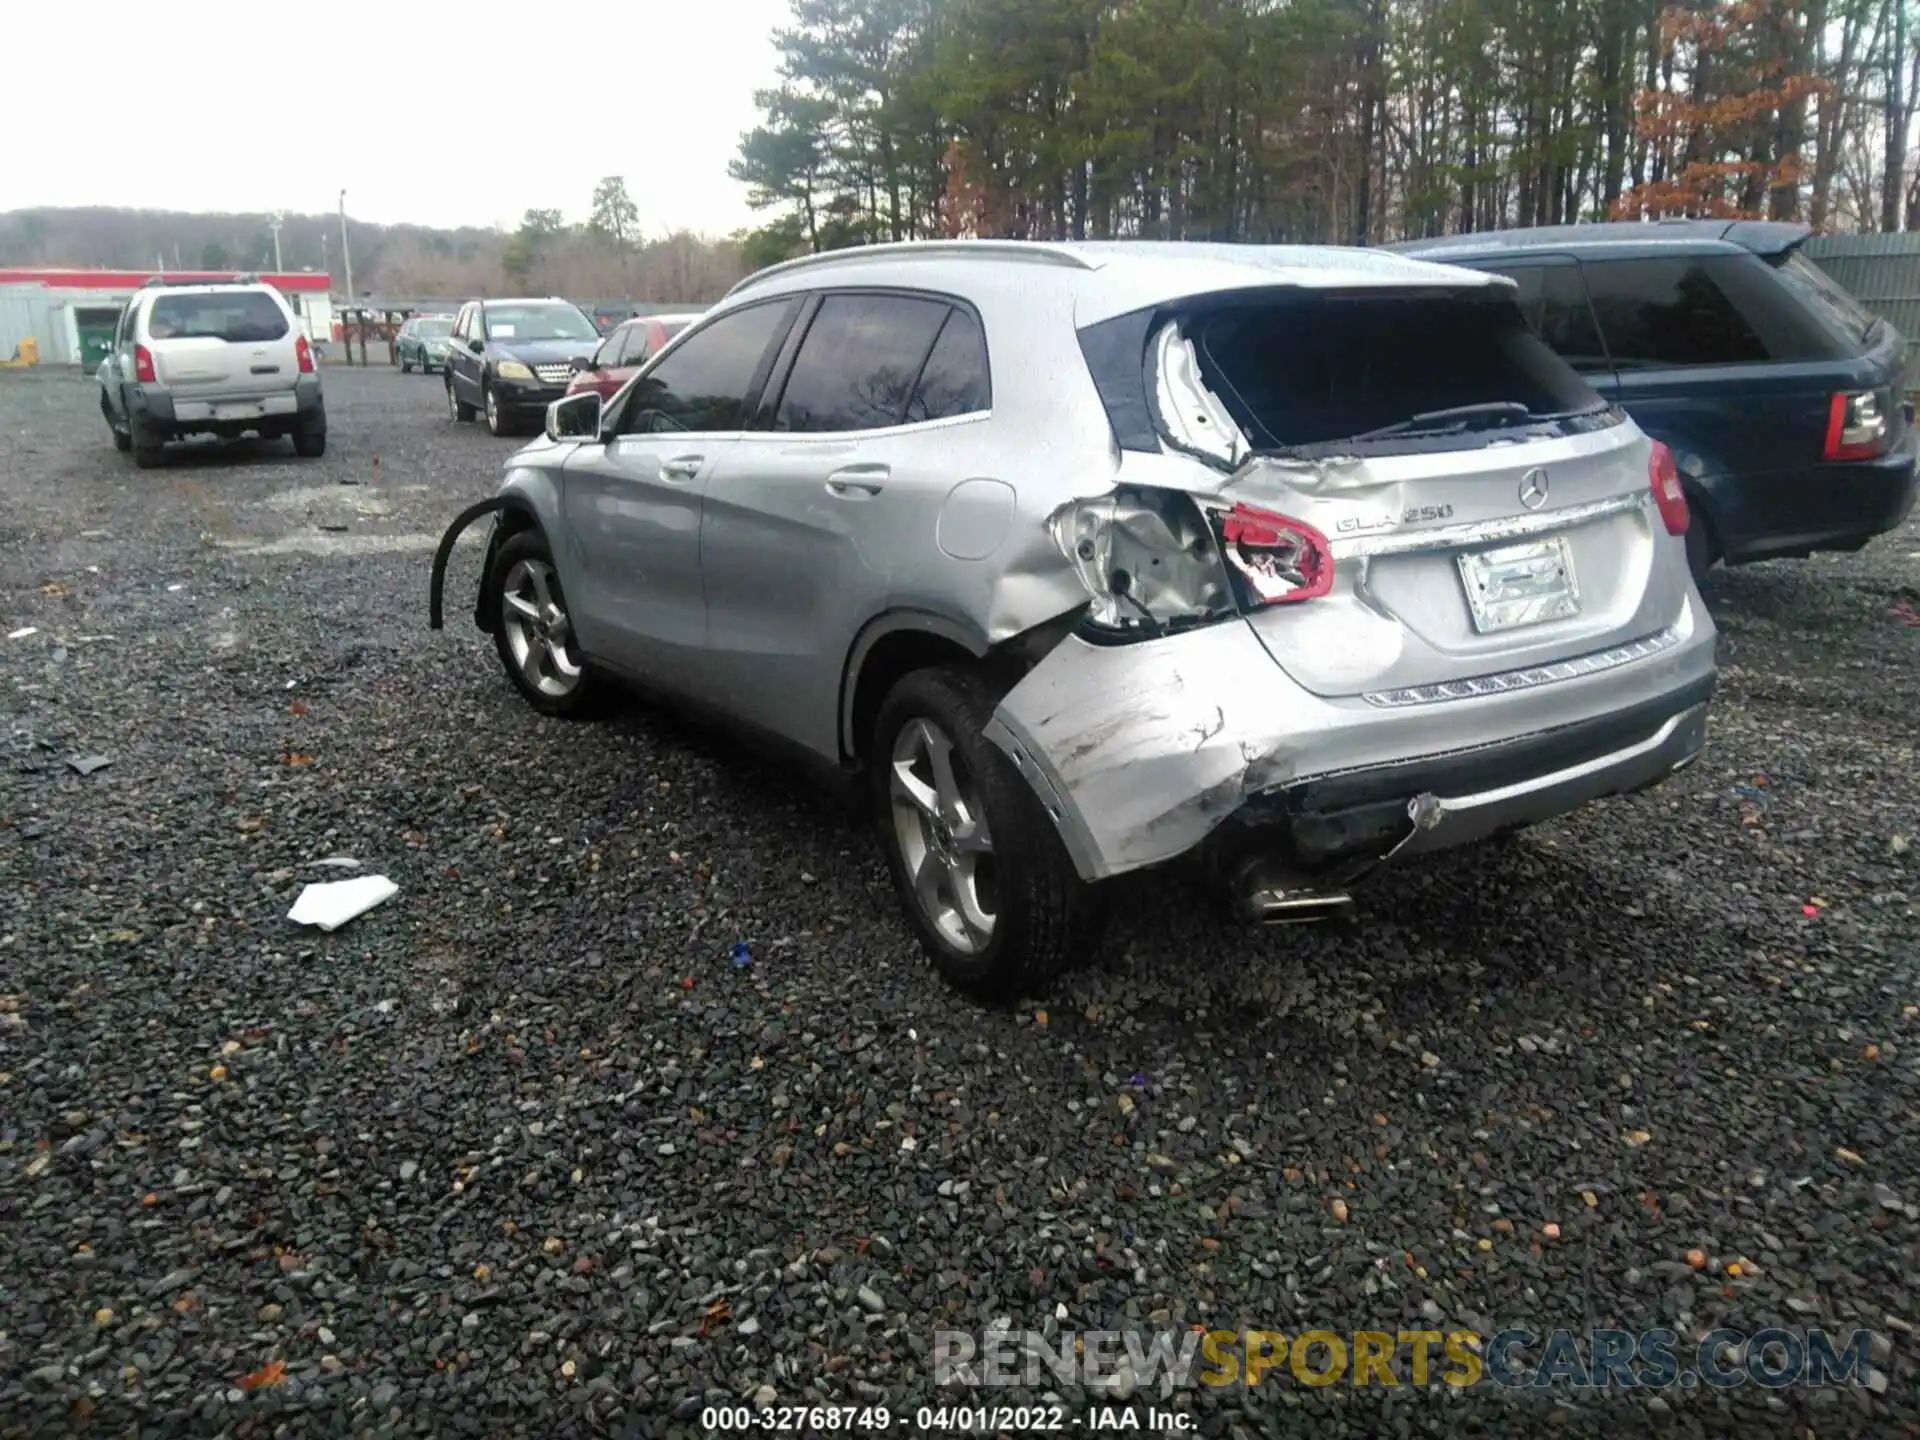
1456 535 1580 633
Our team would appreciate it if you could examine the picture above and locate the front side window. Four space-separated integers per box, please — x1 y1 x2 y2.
478 302 598 343
146 291 289 343
1193 290 1600 452
774 293 954 433
614 300 797 435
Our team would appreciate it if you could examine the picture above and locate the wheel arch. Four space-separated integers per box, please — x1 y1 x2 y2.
840 611 990 765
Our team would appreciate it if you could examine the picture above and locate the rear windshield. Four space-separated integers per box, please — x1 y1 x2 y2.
483 303 598 342
147 292 288 343
416 318 453 337
1770 251 1881 348
1193 292 1600 451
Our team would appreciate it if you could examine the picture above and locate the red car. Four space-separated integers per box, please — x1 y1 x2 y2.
565 312 702 401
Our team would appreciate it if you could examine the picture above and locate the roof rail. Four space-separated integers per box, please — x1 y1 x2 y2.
725 239 1098 300
139 275 169 288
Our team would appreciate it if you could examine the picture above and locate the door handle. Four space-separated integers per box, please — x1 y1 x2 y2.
826 464 888 498
661 455 704 482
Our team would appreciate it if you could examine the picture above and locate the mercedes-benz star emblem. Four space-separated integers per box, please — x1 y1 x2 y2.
1518 468 1550 510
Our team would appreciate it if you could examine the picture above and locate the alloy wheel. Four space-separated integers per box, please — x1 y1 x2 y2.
499 558 583 698
889 717 997 953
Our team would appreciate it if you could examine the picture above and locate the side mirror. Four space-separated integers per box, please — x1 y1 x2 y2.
573 354 595 372
546 391 604 444
468 337 485 354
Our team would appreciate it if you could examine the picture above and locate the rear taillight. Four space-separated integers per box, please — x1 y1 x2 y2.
295 334 315 374
1215 504 1334 606
133 344 155 384
1649 440 1689 537
1055 487 1332 642
1823 389 1890 460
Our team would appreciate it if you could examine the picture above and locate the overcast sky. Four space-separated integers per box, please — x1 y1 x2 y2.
4 0 791 238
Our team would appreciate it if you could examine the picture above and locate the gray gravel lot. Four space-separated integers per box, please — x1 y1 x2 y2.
1 365 1916 1437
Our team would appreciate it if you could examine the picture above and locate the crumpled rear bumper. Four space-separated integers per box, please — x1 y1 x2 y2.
983 597 1716 884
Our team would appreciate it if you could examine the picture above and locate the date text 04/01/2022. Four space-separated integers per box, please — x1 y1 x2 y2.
699 1403 1194 1432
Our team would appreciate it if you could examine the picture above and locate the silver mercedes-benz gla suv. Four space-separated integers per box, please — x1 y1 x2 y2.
431 240 1716 997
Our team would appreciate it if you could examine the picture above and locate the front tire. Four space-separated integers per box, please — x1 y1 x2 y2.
483 380 512 437
489 530 600 718
448 377 475 423
103 395 131 452
401 354 414 374
871 668 1103 999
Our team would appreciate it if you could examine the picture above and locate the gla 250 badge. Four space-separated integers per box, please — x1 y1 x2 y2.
1336 503 1455 535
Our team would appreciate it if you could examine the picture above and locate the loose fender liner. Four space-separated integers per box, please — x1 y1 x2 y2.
427 497 511 633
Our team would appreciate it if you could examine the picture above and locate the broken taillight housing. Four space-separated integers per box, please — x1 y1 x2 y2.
1823 389 1891 460
1055 486 1333 641
1648 440 1690 537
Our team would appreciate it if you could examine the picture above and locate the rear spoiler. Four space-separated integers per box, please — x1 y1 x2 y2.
1720 221 1812 257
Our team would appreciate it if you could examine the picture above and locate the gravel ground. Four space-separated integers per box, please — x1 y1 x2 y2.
1 364 1916 1438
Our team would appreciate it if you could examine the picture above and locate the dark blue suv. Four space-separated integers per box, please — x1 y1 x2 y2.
1395 221 1919 579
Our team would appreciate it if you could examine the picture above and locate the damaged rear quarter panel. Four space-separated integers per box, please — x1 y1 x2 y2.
986 620 1323 878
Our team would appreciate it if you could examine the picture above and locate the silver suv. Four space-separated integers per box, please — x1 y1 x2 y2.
98 278 326 467
430 241 1717 996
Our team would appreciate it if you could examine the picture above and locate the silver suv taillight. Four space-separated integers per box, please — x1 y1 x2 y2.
1053 486 1333 642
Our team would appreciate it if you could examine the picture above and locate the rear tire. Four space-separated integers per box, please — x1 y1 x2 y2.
401 355 414 374
871 668 1103 1000
130 413 165 469
293 425 326 458
488 529 601 719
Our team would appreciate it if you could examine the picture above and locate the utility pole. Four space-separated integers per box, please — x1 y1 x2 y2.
338 190 355 299
270 212 285 272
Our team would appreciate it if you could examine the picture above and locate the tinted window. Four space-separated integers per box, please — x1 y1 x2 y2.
1771 251 1879 348
905 307 991 422
774 293 952 432
147 292 288 343
1494 264 1609 373
1196 292 1598 450
1576 256 1841 368
615 300 795 434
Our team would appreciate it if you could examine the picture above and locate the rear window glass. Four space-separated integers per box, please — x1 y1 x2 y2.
147 292 288 343
416 318 453 337
1193 293 1597 450
1770 252 1880 348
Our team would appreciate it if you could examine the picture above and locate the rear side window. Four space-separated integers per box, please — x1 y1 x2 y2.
774 293 954 432
1578 255 1848 367
615 299 796 434
905 307 991 422
147 292 288 344
1770 251 1880 348
1195 293 1597 450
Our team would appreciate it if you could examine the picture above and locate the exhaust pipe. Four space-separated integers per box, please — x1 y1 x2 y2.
1244 888 1353 924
